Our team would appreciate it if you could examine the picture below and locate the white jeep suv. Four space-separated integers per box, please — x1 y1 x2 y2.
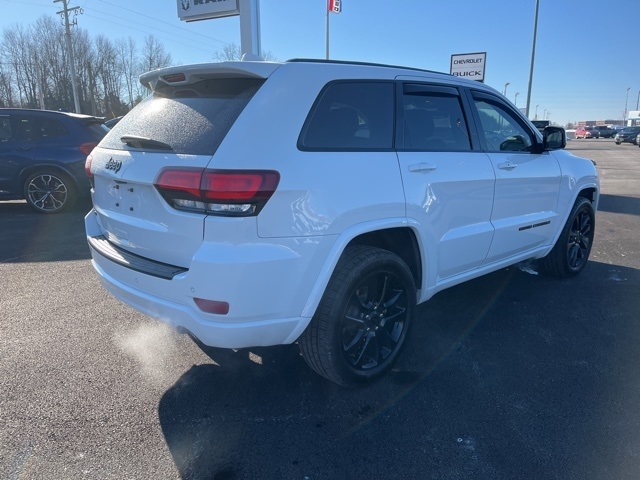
85 59 599 386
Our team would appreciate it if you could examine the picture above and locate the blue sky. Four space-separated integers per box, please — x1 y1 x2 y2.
2 0 637 126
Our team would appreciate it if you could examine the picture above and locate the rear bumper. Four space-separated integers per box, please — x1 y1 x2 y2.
85 209 322 348
91 259 309 348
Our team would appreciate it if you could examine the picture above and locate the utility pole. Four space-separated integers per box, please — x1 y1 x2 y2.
54 0 82 113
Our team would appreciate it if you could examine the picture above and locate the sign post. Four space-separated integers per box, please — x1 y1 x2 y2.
450 52 487 83
177 0 261 60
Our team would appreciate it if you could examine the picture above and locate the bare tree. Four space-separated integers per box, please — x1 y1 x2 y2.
0 67 15 107
34 16 73 110
140 35 172 73
94 35 127 117
212 42 277 62
117 36 139 109
2 24 39 107
0 17 176 115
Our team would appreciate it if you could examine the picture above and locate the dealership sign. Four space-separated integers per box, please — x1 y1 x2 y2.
450 52 486 82
178 0 239 22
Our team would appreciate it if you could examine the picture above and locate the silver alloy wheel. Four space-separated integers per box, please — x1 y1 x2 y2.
26 173 69 212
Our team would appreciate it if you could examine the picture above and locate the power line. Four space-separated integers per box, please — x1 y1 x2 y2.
96 0 227 45
0 0 229 53
82 12 217 56
0 0 56 8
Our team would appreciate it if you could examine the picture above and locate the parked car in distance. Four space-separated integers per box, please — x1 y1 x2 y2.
575 126 600 139
0 109 107 213
85 59 600 386
614 126 640 144
531 120 549 133
593 125 616 138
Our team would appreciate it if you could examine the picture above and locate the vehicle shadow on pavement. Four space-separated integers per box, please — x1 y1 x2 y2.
0 198 93 262
157 260 640 479
598 193 640 216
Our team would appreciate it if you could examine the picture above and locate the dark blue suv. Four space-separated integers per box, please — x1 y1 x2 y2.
0 109 107 213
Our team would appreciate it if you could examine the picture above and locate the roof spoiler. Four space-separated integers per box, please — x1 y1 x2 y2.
139 61 282 91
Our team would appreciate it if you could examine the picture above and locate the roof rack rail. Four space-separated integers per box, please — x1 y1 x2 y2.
285 58 446 76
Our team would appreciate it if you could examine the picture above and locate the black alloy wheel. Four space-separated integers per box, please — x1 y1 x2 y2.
341 269 408 371
566 202 594 271
540 197 595 277
299 246 415 386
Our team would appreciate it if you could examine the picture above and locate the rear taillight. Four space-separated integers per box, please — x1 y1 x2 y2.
85 155 93 178
79 142 98 156
154 168 280 216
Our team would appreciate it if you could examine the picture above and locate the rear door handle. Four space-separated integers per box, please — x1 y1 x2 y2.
16 146 31 151
498 162 517 170
408 163 437 173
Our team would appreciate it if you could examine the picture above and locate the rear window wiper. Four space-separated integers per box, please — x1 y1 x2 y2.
120 135 173 151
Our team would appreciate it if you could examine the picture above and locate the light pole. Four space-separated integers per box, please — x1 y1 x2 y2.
535 104 539 120
525 0 540 118
514 92 520 107
636 90 639 111
543 108 547 120
624 87 630 126
503 82 510 96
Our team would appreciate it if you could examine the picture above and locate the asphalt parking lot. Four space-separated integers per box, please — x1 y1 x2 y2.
1 138 639 479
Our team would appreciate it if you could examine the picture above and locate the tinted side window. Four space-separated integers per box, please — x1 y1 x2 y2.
6 116 36 142
400 85 471 151
472 93 534 152
299 82 394 150
100 78 264 155
0 116 11 141
36 117 68 139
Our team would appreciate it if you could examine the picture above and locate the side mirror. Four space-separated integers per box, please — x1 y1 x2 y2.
543 126 566 150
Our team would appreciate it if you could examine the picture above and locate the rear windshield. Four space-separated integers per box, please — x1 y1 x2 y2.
99 78 264 155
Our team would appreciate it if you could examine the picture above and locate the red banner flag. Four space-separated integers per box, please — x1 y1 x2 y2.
328 0 341 14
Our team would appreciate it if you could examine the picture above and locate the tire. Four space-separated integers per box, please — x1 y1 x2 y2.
299 246 416 387
23 171 76 213
539 197 595 277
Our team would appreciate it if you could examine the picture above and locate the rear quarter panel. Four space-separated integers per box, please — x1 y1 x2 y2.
208 63 407 239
